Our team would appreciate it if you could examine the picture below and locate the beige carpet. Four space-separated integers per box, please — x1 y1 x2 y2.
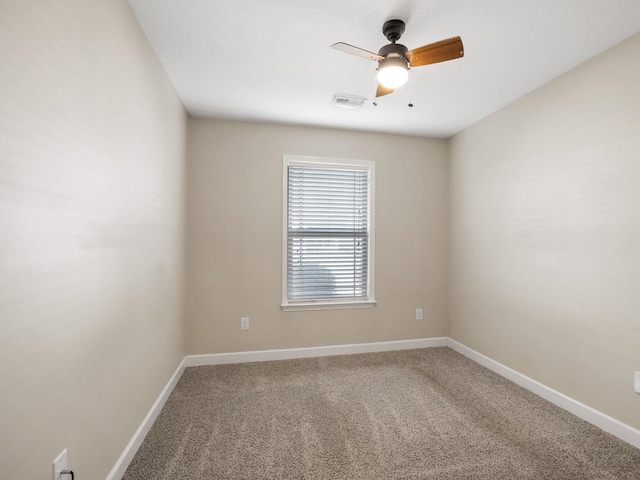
123 348 640 479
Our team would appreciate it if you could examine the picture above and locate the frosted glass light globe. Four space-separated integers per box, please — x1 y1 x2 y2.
377 65 409 89
376 55 409 89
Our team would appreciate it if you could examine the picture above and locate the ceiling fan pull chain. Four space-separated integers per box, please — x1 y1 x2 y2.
408 70 414 108
372 71 379 106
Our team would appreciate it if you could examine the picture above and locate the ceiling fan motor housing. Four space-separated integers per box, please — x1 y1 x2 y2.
378 43 408 58
379 20 408 66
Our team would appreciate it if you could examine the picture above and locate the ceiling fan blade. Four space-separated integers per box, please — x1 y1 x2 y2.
376 83 394 97
405 36 464 67
331 42 384 61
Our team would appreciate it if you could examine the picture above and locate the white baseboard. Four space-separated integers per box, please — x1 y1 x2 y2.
447 338 640 449
186 337 448 367
106 357 187 480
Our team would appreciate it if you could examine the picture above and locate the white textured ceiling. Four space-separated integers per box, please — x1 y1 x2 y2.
127 0 640 138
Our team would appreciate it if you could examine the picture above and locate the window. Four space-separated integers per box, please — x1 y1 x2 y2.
282 155 375 310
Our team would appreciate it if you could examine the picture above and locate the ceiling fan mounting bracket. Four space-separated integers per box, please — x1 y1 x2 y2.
382 19 405 43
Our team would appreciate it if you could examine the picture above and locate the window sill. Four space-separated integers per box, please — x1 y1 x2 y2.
281 300 377 312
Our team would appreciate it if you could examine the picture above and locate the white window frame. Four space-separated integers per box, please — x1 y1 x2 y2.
282 155 376 311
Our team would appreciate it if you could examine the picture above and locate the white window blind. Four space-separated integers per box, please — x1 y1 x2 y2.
283 157 374 308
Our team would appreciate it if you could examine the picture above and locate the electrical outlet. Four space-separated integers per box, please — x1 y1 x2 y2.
52 449 67 480
416 308 424 321
635 371 640 394
240 317 250 331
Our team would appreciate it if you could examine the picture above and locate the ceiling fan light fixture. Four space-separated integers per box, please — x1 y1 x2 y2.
331 19 463 99
377 56 409 89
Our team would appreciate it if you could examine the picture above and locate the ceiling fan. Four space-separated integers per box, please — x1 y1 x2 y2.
331 19 464 98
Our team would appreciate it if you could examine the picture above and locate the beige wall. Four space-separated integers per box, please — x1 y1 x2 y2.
186 119 449 354
449 33 640 429
0 1 186 479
